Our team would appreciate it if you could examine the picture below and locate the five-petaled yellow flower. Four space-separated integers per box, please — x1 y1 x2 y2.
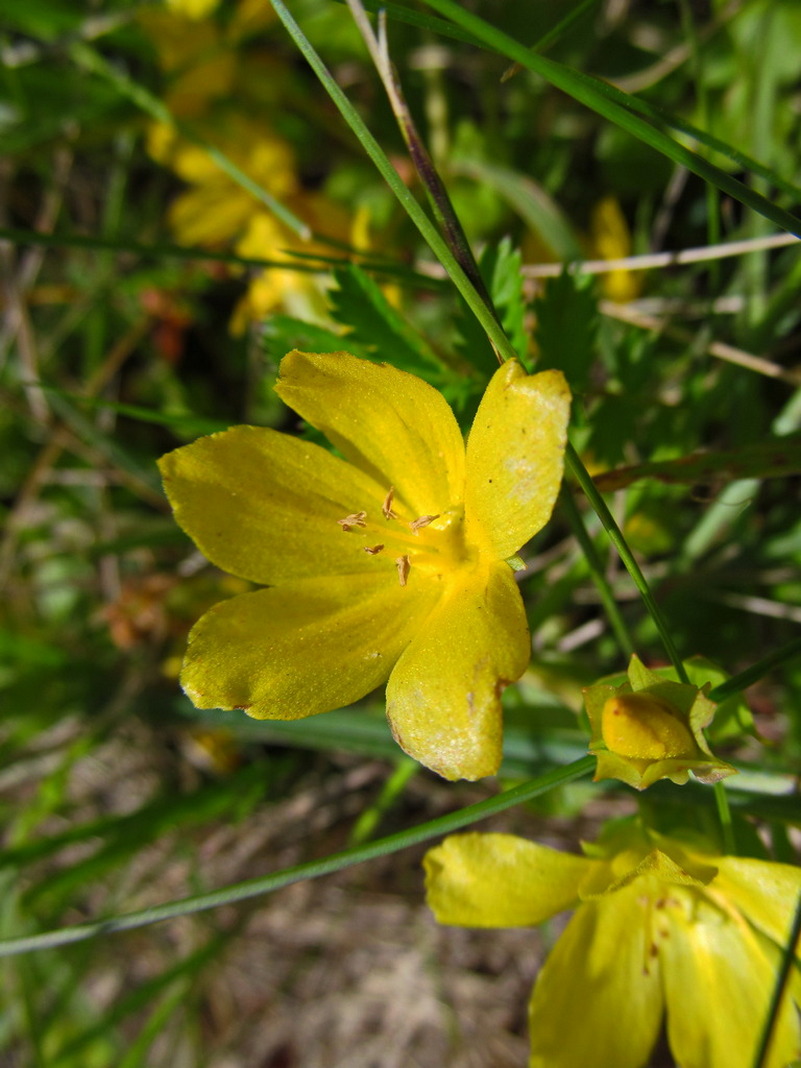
158 350 570 780
425 823 801 1068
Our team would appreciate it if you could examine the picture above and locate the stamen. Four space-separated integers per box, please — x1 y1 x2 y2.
395 554 410 587
337 511 367 532
364 544 385 555
382 487 397 520
409 513 439 532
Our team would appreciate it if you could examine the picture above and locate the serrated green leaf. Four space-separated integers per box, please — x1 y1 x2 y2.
452 291 496 379
262 314 371 365
484 237 528 361
452 241 527 379
532 269 598 389
328 263 444 376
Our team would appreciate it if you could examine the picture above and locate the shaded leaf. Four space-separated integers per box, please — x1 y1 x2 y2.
593 433 801 492
533 269 598 390
328 263 443 377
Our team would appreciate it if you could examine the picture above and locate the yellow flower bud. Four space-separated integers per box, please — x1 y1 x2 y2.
601 693 697 760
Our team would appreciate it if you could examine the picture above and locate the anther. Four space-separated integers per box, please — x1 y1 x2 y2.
382 487 397 520
409 514 439 532
364 544 385 555
395 554 410 587
337 511 367 532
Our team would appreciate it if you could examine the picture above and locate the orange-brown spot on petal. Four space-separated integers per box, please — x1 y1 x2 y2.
337 511 367 532
395 554 411 587
409 513 440 532
382 487 397 520
364 544 385 555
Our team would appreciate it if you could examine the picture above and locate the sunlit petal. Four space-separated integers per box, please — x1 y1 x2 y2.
661 889 801 1068
385 562 529 780
275 350 466 517
528 884 663 1068
425 833 590 927
181 572 438 718
159 425 393 584
464 360 570 559
710 854 801 946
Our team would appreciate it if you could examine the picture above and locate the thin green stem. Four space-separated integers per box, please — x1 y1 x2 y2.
415 0 801 237
566 444 689 683
713 781 735 855
269 0 518 365
707 637 801 703
559 487 635 660
501 0 600 81
0 227 430 281
751 887 801 1068
346 0 496 320
67 41 311 240
356 0 800 201
348 758 418 845
0 757 594 958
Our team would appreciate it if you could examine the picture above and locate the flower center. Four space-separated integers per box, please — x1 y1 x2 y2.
337 486 475 586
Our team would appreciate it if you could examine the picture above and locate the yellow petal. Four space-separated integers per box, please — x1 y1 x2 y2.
528 885 663 1068
180 572 438 717
660 888 801 1068
167 181 254 247
601 693 698 759
158 425 393 584
385 561 529 780
424 833 589 926
275 351 466 518
709 854 801 947
464 360 570 560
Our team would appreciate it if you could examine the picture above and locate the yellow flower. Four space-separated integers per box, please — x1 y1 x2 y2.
425 823 801 1068
158 350 570 780
148 116 347 329
163 0 220 20
590 196 642 303
584 653 736 790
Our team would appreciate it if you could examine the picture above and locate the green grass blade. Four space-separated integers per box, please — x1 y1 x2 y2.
708 637 801 704
66 41 311 240
269 0 519 367
566 443 690 683
0 757 595 958
416 0 801 236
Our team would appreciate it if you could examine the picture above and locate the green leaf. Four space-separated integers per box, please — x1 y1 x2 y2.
532 269 598 391
452 240 529 377
484 238 528 362
592 432 801 493
2 0 84 38
262 314 370 366
455 160 582 261
328 263 444 376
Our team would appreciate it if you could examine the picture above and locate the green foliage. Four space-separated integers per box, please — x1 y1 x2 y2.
327 263 444 376
532 270 598 390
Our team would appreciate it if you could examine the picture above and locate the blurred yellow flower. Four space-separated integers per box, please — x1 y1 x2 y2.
141 1 341 327
590 196 642 303
584 653 735 789
164 0 220 20
158 350 570 780
425 822 801 1068
149 117 346 330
